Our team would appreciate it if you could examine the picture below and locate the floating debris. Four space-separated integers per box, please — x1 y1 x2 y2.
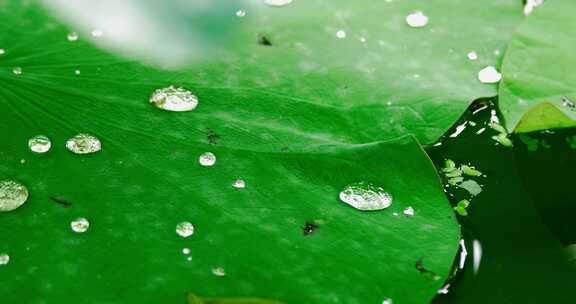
70 217 90 233
453 199 470 216
0 180 29 212
339 182 392 211
461 165 482 177
199 152 216 167
478 66 502 84
149 86 199 112
66 133 101 154
28 135 51 153
50 196 72 208
406 11 429 28
176 221 195 238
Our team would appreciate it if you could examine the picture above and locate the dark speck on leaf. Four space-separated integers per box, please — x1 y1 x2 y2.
415 257 441 280
207 128 220 144
50 196 72 207
258 34 273 46
303 221 319 236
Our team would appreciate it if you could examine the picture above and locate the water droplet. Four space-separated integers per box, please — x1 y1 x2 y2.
71 217 90 233
406 11 428 28
67 32 79 41
149 86 199 112
182 248 191 255
0 180 29 212
28 135 51 153
187 256 192 261
336 30 347 39
199 152 216 167
437 284 450 294
75 69 81 75
403 206 415 216
0 253 9 265
467 51 478 61
232 179 245 189
478 66 501 84
176 221 194 238
0 49 5 55
382 299 393 304
524 0 544 16
91 29 103 38
339 182 392 211
12 67 22 75
264 0 293 7
236 10 246 17
212 267 226 277
66 133 101 154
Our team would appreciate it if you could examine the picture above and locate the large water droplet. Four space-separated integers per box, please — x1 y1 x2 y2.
28 135 51 153
0 253 9 265
339 182 392 211
66 133 101 154
71 217 90 233
67 32 79 41
149 86 199 112
264 0 293 7
478 66 501 84
406 11 428 28
176 221 194 238
232 179 245 189
212 267 226 277
0 180 29 212
199 152 216 167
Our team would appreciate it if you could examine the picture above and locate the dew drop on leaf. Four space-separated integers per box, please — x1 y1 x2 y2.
91 29 103 38
0 253 9 266
236 10 246 17
28 135 51 153
336 30 346 39
405 11 428 28
467 51 478 61
232 179 245 189
199 152 216 167
70 217 90 233
403 206 415 216
182 248 191 255
0 48 5 55
264 0 293 7
212 267 226 277
0 180 29 212
149 86 199 112
66 133 101 154
382 298 393 304
12 67 22 75
67 32 78 41
339 182 392 211
478 66 502 84
176 221 194 238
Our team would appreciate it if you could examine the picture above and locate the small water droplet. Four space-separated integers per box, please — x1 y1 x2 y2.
176 221 194 238
0 180 29 212
199 152 216 167
28 135 51 153
232 179 245 189
182 248 191 255
382 299 393 304
339 182 392 211
336 30 347 39
212 267 226 276
0 49 5 55
524 0 544 16
67 32 79 41
91 29 103 38
403 206 415 216
71 217 90 233
467 51 478 61
149 86 199 112
75 69 81 75
406 11 428 28
66 133 101 154
187 256 192 261
236 10 246 17
478 66 501 84
12 67 22 75
264 0 293 7
0 253 9 265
